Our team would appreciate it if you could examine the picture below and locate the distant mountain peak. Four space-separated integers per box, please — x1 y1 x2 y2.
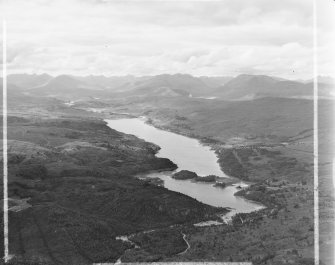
212 74 319 100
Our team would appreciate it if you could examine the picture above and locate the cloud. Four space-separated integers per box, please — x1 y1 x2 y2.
2 0 333 78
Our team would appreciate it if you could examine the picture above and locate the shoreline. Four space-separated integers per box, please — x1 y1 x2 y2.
136 116 277 209
104 113 267 219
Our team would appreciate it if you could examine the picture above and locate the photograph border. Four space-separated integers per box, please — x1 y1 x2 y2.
1 0 322 263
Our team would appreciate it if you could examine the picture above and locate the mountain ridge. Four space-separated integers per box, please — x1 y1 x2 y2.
5 73 334 101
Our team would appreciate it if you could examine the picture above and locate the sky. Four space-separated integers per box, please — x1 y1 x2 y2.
1 0 334 79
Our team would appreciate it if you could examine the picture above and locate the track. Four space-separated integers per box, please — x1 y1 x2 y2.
178 232 190 255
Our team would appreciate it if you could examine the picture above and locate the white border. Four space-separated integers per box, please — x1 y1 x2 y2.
2 19 9 262
1 0 322 264
313 0 319 264
2 19 9 263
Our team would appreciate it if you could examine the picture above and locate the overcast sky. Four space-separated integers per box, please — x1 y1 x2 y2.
1 0 334 79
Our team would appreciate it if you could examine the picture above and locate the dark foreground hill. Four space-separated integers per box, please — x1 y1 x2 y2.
1 116 222 264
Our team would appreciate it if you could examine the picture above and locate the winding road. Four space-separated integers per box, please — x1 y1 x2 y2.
178 232 190 255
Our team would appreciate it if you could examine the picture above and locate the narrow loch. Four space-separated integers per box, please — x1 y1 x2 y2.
106 118 263 215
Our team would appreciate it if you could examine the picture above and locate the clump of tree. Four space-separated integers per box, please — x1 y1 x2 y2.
194 175 218 183
214 182 226 188
172 170 198 180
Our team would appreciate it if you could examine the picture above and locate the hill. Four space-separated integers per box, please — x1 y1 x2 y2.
212 74 333 100
26 75 109 100
4 116 221 264
7 73 53 89
8 73 333 102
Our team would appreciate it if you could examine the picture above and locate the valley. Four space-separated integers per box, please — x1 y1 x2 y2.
1 73 334 264
3 0 335 263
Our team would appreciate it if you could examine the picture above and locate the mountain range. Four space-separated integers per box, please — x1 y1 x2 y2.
4 73 334 101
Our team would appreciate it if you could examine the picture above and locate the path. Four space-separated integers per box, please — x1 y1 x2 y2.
178 232 190 255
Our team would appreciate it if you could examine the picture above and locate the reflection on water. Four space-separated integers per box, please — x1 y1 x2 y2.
106 118 264 214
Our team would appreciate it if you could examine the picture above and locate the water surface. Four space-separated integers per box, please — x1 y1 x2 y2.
106 118 263 214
